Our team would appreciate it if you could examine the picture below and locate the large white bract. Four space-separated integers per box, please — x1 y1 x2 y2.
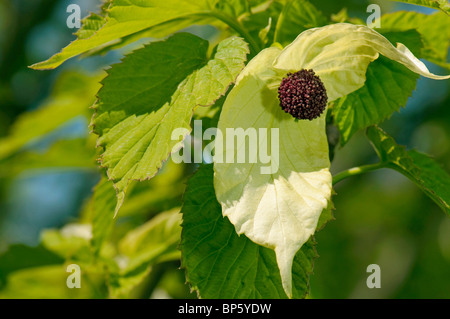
214 23 450 298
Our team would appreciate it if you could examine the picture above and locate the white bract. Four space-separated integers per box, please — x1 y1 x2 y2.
214 23 449 298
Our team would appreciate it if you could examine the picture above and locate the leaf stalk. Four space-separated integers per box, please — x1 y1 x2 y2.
332 162 386 185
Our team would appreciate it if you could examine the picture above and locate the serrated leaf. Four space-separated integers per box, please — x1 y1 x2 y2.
274 0 328 45
75 13 107 40
181 165 317 299
316 194 335 231
93 33 248 212
379 11 450 68
367 125 450 215
214 23 449 297
30 0 221 69
333 54 419 145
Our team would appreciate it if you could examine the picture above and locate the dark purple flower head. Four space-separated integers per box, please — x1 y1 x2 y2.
278 69 328 120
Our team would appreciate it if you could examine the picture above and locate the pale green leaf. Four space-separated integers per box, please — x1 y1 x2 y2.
108 208 182 298
93 33 248 212
30 0 220 69
108 266 151 299
90 177 117 256
182 165 317 299
75 13 107 40
367 125 450 215
0 138 97 178
0 265 100 299
41 224 93 262
119 208 181 270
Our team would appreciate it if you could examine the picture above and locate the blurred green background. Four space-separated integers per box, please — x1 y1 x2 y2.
0 0 449 298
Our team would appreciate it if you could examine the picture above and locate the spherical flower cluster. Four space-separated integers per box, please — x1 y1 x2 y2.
278 69 328 120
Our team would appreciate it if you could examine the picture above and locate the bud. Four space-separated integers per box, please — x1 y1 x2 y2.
278 69 327 120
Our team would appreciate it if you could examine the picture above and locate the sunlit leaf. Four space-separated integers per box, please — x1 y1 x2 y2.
93 33 248 212
90 177 117 256
109 209 182 298
30 0 221 69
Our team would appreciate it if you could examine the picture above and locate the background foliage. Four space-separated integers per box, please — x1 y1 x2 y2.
0 0 449 298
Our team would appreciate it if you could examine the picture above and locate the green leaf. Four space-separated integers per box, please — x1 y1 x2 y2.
93 33 248 212
75 13 107 40
215 0 249 18
241 0 284 48
116 161 186 217
379 11 450 68
0 138 97 178
366 125 450 215
274 0 328 45
41 224 93 262
181 165 317 299
0 245 64 282
109 208 182 298
30 0 221 69
119 208 182 271
390 0 450 14
0 265 101 299
333 53 419 144
108 266 151 299
316 194 335 231
90 177 117 257
0 72 101 160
